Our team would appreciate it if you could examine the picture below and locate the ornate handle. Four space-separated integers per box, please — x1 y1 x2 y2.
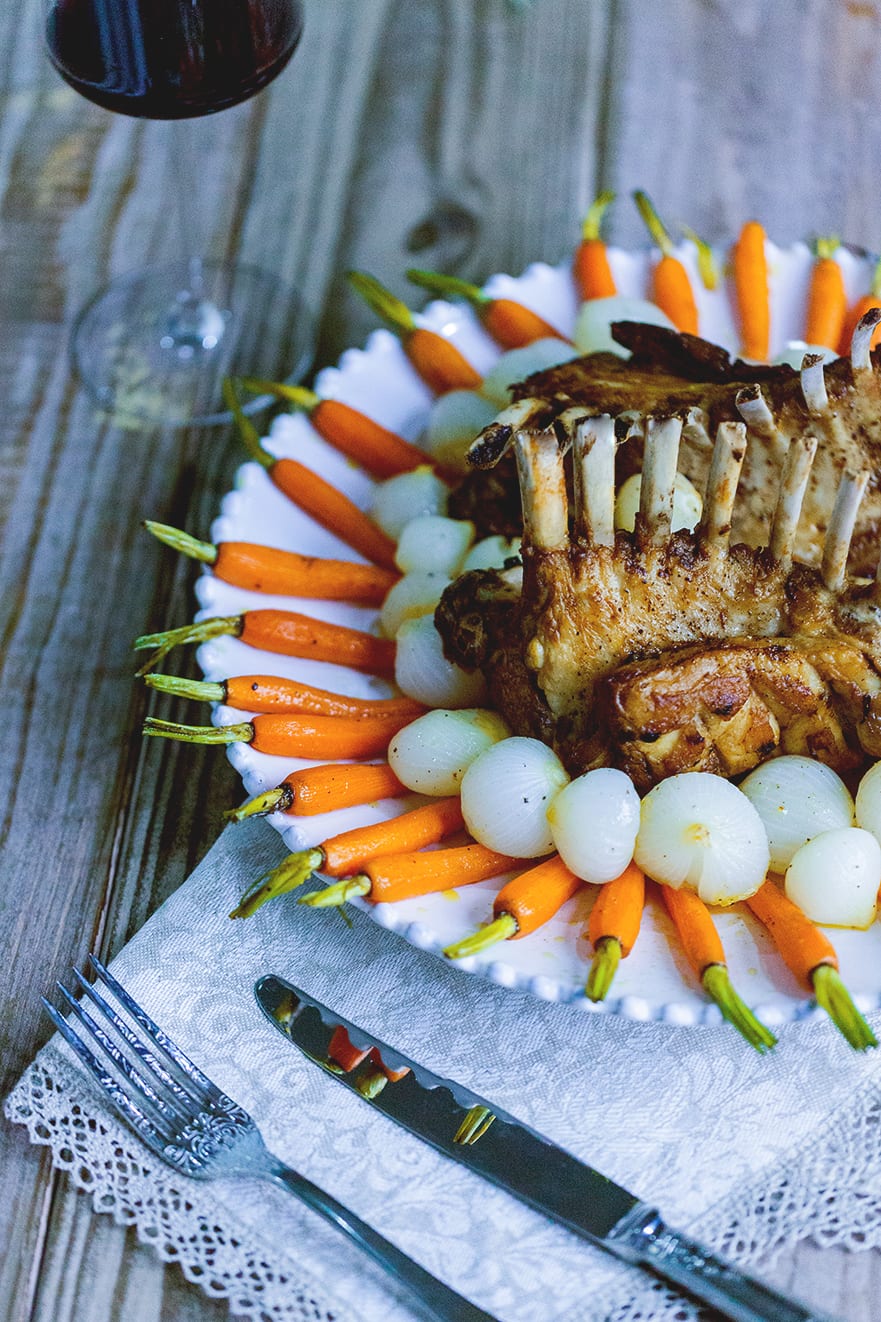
608 1205 838 1322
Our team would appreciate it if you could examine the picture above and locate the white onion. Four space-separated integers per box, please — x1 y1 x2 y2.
634 772 769 904
739 756 855 872
855 761 881 847
370 466 449 540
785 828 881 928
395 515 474 576
479 339 578 407
772 340 839 369
422 390 499 472
460 737 570 857
394 614 488 708
461 534 522 572
379 572 450 639
388 708 510 796
614 471 703 534
573 296 675 357
547 768 640 883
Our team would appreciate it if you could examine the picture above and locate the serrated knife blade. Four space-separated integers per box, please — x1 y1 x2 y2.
255 974 836 1322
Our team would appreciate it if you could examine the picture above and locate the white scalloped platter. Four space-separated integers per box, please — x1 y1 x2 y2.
192 239 881 1027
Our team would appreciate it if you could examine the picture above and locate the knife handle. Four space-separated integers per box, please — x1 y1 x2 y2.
609 1206 838 1322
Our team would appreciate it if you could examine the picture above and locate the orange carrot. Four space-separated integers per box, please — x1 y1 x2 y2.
134 610 397 676
348 271 482 393
633 190 699 334
443 854 579 959
144 522 398 604
145 672 423 721
660 884 776 1051
142 709 414 759
226 762 407 822
839 256 881 356
238 379 429 480
328 1025 371 1073
302 842 519 910
732 220 770 361
746 880 876 1050
573 190 617 300
585 861 646 1001
406 269 565 350
805 237 847 350
231 798 466 917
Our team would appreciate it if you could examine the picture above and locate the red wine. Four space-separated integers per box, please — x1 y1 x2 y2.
46 0 303 119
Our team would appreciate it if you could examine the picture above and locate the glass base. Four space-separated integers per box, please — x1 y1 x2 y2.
71 260 316 427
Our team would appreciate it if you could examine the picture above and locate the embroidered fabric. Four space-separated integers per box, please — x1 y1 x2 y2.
8 819 881 1322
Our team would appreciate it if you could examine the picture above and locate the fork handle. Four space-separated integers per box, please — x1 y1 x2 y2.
266 1160 497 1322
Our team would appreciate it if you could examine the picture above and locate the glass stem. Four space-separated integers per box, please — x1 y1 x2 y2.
162 119 226 354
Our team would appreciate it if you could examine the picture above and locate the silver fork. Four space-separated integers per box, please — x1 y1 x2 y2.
43 955 497 1322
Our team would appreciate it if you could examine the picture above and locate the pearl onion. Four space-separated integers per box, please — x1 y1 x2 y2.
785 828 881 929
460 737 570 858
739 756 854 872
546 768 640 883
388 708 510 796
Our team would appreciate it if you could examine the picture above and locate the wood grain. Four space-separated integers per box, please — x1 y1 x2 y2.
3 1 881 1319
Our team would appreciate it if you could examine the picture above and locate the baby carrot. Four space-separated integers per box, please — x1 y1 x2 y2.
231 797 465 917
633 190 699 334
405 269 565 350
226 762 407 823
237 378 429 480
145 672 423 722
746 881 877 1050
142 709 413 760
134 610 396 677
443 854 580 959
839 255 881 356
223 379 397 570
732 220 770 361
585 861 646 1002
348 271 483 394
573 190 617 300
327 1025 371 1073
660 884 776 1051
805 236 847 351
301 842 519 909
144 522 398 605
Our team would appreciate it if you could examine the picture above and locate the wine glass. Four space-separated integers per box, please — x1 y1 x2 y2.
44 0 315 426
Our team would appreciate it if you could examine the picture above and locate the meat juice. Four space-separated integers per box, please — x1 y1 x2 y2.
46 0 303 118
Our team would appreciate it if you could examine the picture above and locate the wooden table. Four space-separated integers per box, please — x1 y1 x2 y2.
4 1 881 1317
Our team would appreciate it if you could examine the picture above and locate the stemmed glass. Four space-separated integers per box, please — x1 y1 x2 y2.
44 0 314 425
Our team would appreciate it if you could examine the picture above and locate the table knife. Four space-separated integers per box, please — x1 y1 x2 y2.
255 974 835 1322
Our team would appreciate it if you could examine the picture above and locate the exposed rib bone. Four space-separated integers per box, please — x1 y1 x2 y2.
851 307 881 373
822 469 869 591
615 410 644 443
699 421 747 554
801 353 829 414
735 384 777 437
468 397 544 468
638 416 682 545
682 406 713 452
513 428 569 551
572 415 615 546
769 434 818 566
555 405 592 454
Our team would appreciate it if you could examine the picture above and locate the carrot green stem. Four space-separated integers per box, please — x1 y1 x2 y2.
812 964 877 1051
356 1069 389 1100
238 377 320 413
454 1105 496 1145
347 271 416 335
815 235 841 261
225 785 293 823
230 847 324 918
222 377 272 469
581 189 615 241
633 190 675 255
143 520 217 565
142 717 252 745
133 615 242 675
586 936 622 1002
701 964 776 1052
405 269 488 307
681 226 718 290
144 674 225 703
443 913 518 961
299 875 371 908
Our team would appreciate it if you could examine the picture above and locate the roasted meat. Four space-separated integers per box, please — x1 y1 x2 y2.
451 318 881 574
436 337 881 789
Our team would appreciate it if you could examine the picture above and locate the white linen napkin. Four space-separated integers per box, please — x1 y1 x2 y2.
8 816 881 1322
